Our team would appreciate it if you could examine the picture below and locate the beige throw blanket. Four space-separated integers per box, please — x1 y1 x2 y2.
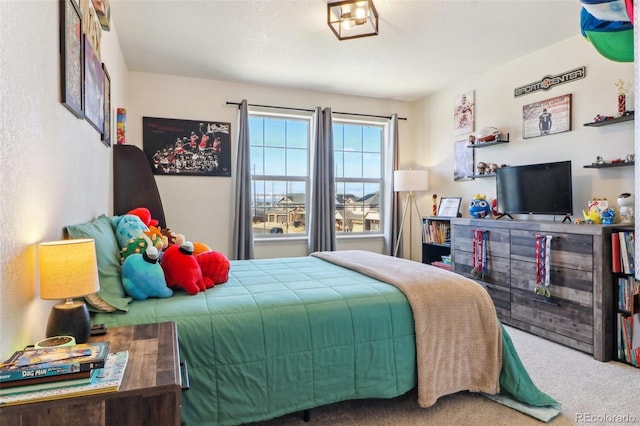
311 250 502 407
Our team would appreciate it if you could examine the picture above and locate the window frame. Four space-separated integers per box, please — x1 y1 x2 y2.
248 108 313 239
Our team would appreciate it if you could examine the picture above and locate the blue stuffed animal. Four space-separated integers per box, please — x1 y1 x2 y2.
122 245 173 300
468 194 491 219
112 214 149 250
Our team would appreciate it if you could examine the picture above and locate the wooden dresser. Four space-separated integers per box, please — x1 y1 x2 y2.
0 322 182 426
451 218 616 361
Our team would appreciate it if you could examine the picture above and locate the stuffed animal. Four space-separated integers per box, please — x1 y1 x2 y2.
161 242 210 295
112 214 149 250
193 242 212 257
127 207 159 227
468 194 491 219
145 226 168 251
121 246 173 300
162 228 186 247
197 250 230 285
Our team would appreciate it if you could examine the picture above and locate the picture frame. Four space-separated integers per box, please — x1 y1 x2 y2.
437 197 462 217
59 0 84 118
101 63 111 147
143 117 232 177
454 90 474 135
522 94 572 139
83 35 104 134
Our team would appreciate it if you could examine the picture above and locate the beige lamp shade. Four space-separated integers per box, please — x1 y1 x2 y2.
394 169 429 193
39 239 100 300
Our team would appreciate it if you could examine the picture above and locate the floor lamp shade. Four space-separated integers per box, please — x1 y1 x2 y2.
394 169 429 193
39 239 100 343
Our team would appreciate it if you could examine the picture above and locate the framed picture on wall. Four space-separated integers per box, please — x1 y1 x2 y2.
83 35 104 134
101 63 111 147
454 91 474 135
59 0 84 118
142 117 232 177
522 94 572 139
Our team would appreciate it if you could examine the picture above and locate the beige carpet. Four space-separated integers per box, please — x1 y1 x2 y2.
247 325 640 425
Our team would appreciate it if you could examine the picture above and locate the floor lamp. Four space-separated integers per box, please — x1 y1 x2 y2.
393 169 429 259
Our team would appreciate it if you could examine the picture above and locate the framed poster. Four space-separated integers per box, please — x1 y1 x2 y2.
101 63 111 147
143 117 231 177
454 139 474 181
59 0 83 118
83 35 104 134
522 94 571 139
437 197 462 217
454 91 474 135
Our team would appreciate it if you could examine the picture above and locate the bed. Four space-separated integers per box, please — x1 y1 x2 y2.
73 145 556 425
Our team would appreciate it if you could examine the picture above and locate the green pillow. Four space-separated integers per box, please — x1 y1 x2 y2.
66 215 132 312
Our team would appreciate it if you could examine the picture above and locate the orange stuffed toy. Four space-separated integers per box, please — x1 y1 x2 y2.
161 242 212 295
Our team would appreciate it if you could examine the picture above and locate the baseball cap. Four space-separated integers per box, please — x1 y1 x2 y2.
580 7 634 62
581 0 630 22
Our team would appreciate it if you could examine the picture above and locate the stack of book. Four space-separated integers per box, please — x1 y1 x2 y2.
611 230 635 275
0 341 128 407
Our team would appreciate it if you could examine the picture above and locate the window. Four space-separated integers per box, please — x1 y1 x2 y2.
333 120 384 234
248 111 388 239
249 112 311 236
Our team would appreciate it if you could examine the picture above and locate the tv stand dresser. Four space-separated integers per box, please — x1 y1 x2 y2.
450 218 616 361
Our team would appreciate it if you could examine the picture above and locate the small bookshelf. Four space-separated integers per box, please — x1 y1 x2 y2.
422 217 451 270
611 228 639 368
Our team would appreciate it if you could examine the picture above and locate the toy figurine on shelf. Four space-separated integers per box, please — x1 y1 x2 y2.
432 194 438 216
615 79 628 116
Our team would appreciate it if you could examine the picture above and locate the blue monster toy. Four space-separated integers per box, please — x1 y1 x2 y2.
121 244 173 300
468 194 491 218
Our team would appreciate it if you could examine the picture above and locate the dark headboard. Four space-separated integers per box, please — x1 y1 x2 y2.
113 144 167 228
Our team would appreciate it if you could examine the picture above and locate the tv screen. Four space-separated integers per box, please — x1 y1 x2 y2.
496 160 573 216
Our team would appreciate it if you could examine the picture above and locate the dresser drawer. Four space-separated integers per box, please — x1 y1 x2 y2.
511 289 593 346
477 281 511 318
451 225 510 258
453 249 510 289
510 229 593 271
510 258 593 308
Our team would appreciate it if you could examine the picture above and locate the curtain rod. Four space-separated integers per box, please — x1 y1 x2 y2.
225 101 407 121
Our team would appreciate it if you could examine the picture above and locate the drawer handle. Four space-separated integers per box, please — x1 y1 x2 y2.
533 295 560 306
180 360 190 391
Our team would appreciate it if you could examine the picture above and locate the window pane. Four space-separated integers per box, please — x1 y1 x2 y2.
287 120 308 149
265 119 285 147
343 151 363 178
264 147 286 175
333 123 344 151
251 179 306 235
249 117 264 146
363 126 382 152
287 148 308 176
334 150 344 178
363 152 381 178
343 125 362 151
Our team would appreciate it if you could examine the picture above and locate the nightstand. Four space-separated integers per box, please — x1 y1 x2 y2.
0 322 182 426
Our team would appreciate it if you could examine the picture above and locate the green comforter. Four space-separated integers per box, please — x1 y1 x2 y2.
94 256 417 425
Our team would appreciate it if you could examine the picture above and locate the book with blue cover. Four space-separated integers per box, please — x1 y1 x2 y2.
0 342 109 384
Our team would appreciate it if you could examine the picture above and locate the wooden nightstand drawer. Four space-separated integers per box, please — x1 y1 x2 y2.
0 322 182 426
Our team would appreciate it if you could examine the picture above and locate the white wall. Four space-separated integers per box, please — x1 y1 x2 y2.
0 1 128 359
123 72 414 259
414 35 634 240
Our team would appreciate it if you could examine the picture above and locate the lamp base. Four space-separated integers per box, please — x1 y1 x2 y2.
46 300 91 344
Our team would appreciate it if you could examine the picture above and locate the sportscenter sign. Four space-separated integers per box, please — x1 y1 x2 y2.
514 67 585 97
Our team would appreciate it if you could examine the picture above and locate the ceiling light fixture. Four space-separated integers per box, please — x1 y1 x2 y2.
328 0 378 41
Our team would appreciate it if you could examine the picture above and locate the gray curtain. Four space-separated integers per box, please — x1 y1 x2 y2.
232 99 254 260
308 107 336 253
383 114 401 256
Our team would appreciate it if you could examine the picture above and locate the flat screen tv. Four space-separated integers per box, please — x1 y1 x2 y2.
496 160 573 218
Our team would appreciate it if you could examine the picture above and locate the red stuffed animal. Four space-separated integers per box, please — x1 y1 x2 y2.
197 251 230 285
161 242 212 294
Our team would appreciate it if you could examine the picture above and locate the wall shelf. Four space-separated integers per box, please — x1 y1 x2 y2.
467 133 510 148
583 161 634 169
583 113 634 127
472 173 496 178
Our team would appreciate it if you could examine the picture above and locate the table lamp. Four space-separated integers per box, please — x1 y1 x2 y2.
393 169 429 259
39 238 100 343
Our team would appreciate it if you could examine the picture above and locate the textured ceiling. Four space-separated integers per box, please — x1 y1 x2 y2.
111 0 583 101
